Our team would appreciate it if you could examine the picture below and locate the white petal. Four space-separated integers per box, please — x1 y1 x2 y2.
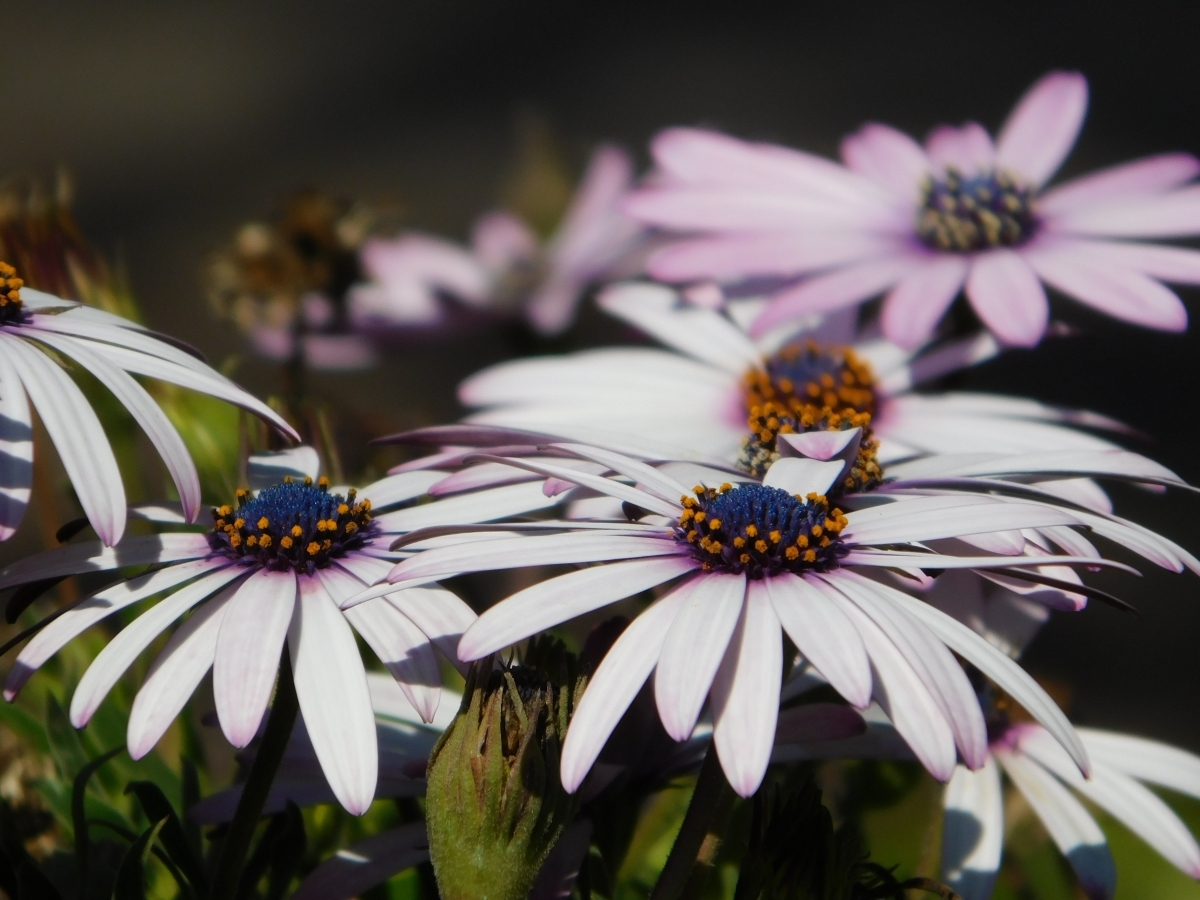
942 758 1004 900
372 481 558 533
384 585 479 676
710 581 782 797
761 457 845 496
0 349 32 540
458 555 697 661
289 574 378 815
0 532 213 589
247 447 321 491
1079 728 1200 800
655 572 746 741
213 568 297 748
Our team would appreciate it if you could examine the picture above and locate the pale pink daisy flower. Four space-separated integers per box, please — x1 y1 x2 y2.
367 443 1155 798
0 273 298 545
349 146 644 336
625 72 1200 348
0 450 559 814
461 283 1128 515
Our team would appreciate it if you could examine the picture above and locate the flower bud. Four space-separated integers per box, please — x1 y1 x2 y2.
425 638 586 900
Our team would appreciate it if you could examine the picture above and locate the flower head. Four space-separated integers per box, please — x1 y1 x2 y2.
0 265 299 545
0 448 562 814
626 72 1200 348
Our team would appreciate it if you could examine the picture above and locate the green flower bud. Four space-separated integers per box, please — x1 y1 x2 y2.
425 638 586 900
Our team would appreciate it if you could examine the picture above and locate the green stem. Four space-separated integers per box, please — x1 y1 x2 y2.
649 747 736 900
209 648 300 900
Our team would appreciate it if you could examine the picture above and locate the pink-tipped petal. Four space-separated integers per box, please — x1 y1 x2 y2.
880 255 969 350
560 583 692 793
127 582 239 760
655 572 746 741
942 759 1004 900
966 250 1049 347
1024 246 1188 332
458 555 697 661
840 123 932 199
213 569 297 748
1039 153 1200 215
289 575 378 816
765 573 872 709
750 255 918 337
710 581 782 797
925 123 995 173
995 72 1089 186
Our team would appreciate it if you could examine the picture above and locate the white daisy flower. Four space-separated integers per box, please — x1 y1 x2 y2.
363 442 1162 798
0 267 299 545
0 449 558 814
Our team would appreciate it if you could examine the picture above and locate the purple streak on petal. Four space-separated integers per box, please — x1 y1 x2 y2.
750 255 918 337
0 348 32 541
655 571 746 741
925 123 995 173
127 582 239 760
70 565 245 727
764 572 872 709
559 582 693 792
1025 245 1188 332
289 573 378 815
458 555 696 661
840 123 932 200
995 71 1088 186
965 250 1049 347
2 334 126 545
710 581 782 797
213 568 296 748
1039 153 1200 215
880 255 968 350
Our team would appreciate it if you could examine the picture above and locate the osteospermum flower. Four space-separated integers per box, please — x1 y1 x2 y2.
943 709 1200 900
369 444 1143 798
0 267 299 544
462 283 1125 507
349 146 644 336
625 72 1200 348
0 453 559 814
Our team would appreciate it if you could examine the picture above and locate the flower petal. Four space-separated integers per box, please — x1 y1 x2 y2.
383 585 479 676
761 457 845 496
1046 184 1200 239
1039 153 1200 215
70 565 245 727
0 349 32 541
647 231 895 281
291 822 429 900
926 123 995 173
213 568 297 748
840 123 932 200
289 574 378 815
2 334 126 545
372 481 559 533
127 582 239 759
942 758 1004 900
764 572 872 708
1078 729 1200 800
880 255 969 350
560 583 692 792
995 748 1115 898
458 555 697 661
995 72 1088 186
710 581 782 797
965 250 1048 347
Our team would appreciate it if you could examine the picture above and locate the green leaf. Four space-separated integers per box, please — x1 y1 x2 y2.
111 819 167 900
124 782 208 895
73 748 123 900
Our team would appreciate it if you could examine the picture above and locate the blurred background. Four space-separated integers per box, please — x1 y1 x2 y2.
2 0 1198 769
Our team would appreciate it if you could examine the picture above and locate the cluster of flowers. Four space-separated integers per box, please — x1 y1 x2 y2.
4 71 1200 900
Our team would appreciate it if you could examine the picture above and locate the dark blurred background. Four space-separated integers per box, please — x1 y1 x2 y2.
4 1 1199 744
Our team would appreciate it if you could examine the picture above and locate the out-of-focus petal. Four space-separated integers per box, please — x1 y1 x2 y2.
995 71 1089 187
965 250 1049 347
840 123 932 200
926 123 995 173
1039 153 1200 215
880 255 969 349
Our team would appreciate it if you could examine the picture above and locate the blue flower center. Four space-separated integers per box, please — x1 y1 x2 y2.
674 483 848 578
916 168 1038 252
0 262 25 326
208 477 375 574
